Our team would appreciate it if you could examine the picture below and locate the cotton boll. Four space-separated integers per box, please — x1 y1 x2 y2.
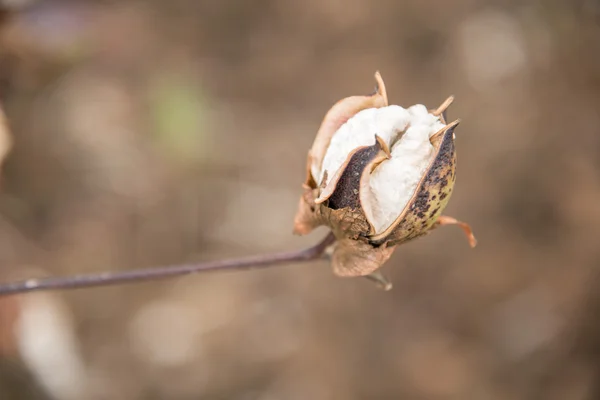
294 72 475 278
317 103 446 233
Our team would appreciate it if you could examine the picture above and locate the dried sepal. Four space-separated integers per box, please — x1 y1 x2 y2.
319 207 371 240
331 238 395 277
292 187 321 235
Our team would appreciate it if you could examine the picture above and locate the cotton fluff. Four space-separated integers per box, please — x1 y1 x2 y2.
314 105 446 234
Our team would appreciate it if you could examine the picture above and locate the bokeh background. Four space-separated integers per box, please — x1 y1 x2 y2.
1 0 600 399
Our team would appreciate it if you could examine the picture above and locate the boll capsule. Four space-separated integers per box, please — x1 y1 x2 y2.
293 72 476 279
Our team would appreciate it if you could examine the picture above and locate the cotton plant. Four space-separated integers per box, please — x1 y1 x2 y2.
0 73 476 296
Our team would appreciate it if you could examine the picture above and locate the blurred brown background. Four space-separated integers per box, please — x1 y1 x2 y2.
1 0 600 399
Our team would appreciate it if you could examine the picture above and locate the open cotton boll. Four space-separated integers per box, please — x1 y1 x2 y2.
293 73 476 279
316 104 446 234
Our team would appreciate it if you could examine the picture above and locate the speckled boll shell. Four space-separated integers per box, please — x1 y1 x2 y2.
369 123 458 246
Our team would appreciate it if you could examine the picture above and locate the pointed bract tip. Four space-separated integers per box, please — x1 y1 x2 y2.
429 119 460 143
433 95 455 117
373 71 388 106
469 238 478 248
447 118 461 129
374 135 391 158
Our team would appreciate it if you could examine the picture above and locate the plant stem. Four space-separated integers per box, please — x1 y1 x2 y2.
0 233 336 296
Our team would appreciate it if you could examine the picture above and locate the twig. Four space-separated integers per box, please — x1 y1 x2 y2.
0 233 336 296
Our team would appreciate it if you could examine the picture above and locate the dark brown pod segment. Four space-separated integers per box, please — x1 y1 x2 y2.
317 136 389 209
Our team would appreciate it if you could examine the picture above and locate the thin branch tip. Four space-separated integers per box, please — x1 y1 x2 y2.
0 232 337 296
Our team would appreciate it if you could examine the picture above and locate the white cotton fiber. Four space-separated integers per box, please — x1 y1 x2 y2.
316 106 411 185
